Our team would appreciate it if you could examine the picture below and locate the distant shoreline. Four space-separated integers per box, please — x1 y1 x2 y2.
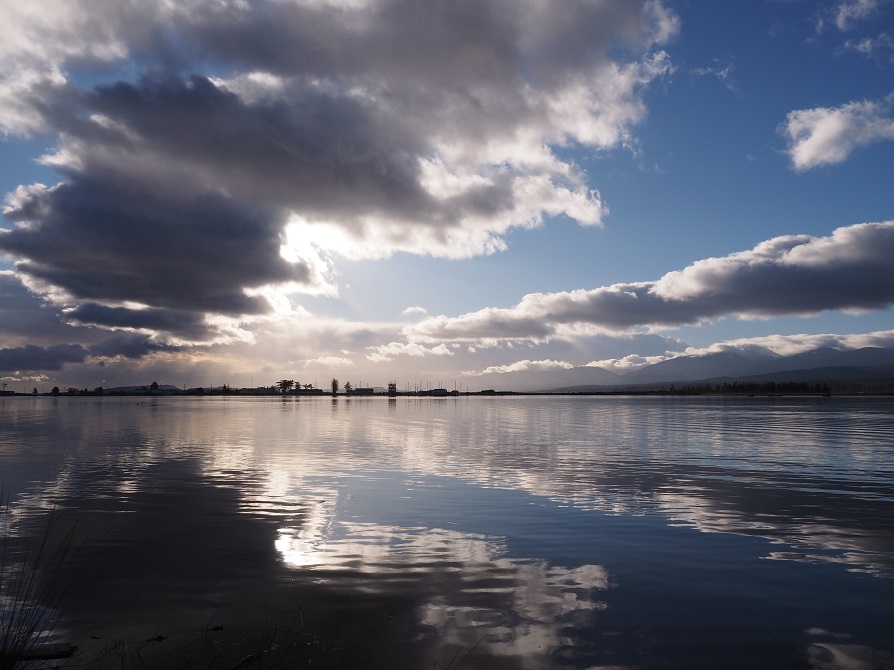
4 389 891 398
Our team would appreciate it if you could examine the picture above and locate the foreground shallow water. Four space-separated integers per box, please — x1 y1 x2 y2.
2 395 893 669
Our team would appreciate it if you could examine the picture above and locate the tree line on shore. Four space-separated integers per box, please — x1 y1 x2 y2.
25 378 352 396
12 378 894 397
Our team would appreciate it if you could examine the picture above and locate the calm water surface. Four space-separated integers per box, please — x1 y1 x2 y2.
1 395 893 669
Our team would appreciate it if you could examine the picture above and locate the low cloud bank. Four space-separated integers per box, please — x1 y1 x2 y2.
0 343 88 375
409 221 894 342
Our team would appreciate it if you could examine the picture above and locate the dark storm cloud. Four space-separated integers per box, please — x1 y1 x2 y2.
66 303 215 341
0 316 187 377
70 75 434 219
88 333 178 359
0 272 73 342
3 178 301 315
0 343 88 374
409 221 894 341
0 272 189 375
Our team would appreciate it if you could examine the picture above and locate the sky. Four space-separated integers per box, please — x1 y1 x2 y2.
1 0 893 392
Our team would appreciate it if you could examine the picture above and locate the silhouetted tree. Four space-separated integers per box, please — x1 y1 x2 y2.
344 381 353 393
277 379 295 394
51 386 60 395
331 378 339 395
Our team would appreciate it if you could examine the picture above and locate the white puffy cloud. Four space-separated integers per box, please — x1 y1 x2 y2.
782 96 894 170
300 356 353 368
587 353 670 371
478 359 574 375
366 342 452 363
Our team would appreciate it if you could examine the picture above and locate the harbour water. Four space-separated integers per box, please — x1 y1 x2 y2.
2 394 893 669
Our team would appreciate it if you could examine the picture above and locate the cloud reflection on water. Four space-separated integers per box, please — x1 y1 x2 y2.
807 631 894 670
239 395 894 578
275 517 609 667
2 396 894 668
8 395 893 576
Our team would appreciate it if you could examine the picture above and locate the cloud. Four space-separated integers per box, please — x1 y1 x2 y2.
0 343 88 375
781 95 894 170
834 0 886 31
842 32 894 62
2 179 309 314
64 303 220 342
0 271 81 346
0 0 677 345
578 328 894 373
587 353 670 371
0 270 198 378
86 333 179 360
682 329 894 358
301 356 353 368
690 60 738 94
408 221 894 343
365 342 452 363
477 359 574 375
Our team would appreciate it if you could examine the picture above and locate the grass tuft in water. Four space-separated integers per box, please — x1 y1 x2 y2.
0 489 79 670
431 634 487 670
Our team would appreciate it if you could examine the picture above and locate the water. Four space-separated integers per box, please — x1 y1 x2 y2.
1 395 893 669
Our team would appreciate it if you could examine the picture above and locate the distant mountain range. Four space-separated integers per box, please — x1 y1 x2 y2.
472 347 894 392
